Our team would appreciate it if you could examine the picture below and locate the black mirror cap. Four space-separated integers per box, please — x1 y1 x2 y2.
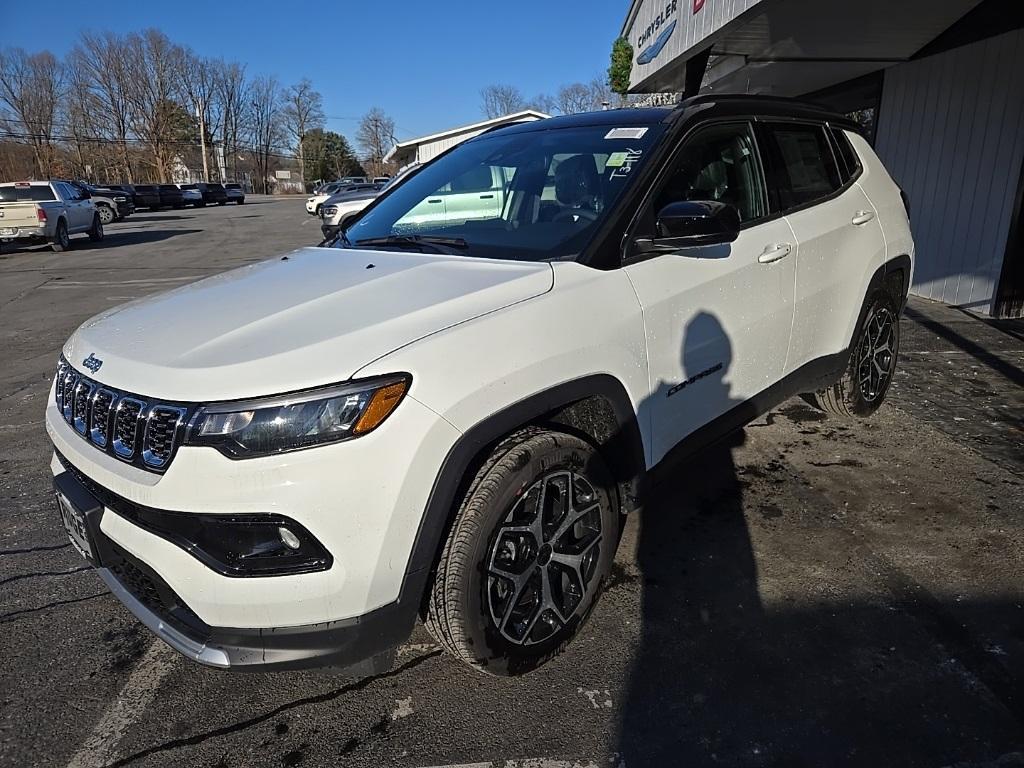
655 200 741 245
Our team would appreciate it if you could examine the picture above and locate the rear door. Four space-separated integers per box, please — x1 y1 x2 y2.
623 121 798 463
758 122 886 370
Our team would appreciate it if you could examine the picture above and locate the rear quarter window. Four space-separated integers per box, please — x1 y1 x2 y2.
829 127 862 182
764 123 842 210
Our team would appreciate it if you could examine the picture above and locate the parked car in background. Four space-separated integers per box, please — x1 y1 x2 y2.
158 184 185 209
224 183 245 205
339 176 367 185
106 185 142 208
306 183 343 216
0 180 103 251
372 176 390 184
318 183 388 241
130 184 162 210
177 184 203 206
196 182 228 206
69 182 134 224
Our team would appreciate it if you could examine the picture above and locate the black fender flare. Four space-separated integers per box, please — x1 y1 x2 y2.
397 374 646 613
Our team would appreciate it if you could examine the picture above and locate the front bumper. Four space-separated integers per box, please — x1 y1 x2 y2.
320 223 340 242
45 377 460 669
54 467 414 671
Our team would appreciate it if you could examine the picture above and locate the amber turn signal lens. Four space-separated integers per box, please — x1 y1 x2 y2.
353 381 408 434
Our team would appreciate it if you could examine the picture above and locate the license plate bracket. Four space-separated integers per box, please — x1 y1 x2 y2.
56 490 96 563
53 470 105 566
0 228 15 236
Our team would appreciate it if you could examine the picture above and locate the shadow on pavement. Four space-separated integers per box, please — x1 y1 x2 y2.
90 229 204 248
616 312 1024 766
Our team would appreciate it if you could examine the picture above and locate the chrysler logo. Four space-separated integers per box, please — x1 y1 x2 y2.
82 353 103 373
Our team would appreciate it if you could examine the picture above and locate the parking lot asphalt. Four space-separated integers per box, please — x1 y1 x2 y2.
1 198 1022 768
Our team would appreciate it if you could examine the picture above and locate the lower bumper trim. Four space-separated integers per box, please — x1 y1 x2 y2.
97 567 231 668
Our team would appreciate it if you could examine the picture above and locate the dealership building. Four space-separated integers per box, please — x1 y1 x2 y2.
620 0 1024 317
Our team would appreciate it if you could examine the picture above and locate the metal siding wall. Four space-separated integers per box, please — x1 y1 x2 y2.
874 30 1024 313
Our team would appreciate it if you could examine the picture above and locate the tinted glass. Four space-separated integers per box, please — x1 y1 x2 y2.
0 185 56 202
766 124 841 209
225 184 241 189
344 124 666 262
135 185 155 192
655 122 765 223
180 184 197 190
829 127 861 182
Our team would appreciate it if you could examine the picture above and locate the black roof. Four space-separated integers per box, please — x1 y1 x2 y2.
480 94 858 140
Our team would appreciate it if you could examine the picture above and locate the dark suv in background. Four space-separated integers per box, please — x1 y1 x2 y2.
194 182 227 206
129 184 162 210
157 184 185 209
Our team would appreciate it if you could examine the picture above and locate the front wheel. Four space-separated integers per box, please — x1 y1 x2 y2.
425 429 618 676
97 205 115 225
806 290 900 418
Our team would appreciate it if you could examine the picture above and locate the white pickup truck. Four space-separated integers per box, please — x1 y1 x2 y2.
0 180 104 252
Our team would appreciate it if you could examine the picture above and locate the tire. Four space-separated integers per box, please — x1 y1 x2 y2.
196 202 206 208
51 220 70 252
805 289 900 418
217 201 226 206
425 428 619 676
314 204 322 216
96 205 115 225
88 214 104 243
236 199 245 205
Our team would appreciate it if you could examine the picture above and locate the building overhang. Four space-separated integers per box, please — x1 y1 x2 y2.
622 0 985 95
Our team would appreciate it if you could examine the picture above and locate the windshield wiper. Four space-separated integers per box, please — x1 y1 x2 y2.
355 234 469 254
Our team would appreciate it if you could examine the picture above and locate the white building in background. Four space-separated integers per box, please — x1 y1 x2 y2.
619 0 1024 318
384 110 549 169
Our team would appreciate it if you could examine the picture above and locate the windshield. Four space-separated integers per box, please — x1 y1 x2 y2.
341 124 664 261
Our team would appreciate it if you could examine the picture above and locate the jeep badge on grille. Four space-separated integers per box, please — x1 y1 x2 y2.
82 353 103 373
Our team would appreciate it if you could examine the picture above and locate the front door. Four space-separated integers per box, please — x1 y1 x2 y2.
624 121 798 463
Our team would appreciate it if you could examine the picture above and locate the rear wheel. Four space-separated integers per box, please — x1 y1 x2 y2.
51 221 70 252
805 290 900 418
88 214 104 243
425 429 618 676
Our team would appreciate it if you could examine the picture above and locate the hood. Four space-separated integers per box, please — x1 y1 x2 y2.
65 247 553 401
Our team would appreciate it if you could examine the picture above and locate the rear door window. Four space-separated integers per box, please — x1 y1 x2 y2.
763 124 842 210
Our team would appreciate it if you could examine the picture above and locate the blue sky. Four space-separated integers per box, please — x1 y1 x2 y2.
3 1 627 141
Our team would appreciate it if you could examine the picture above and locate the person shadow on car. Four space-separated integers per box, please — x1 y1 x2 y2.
614 311 764 764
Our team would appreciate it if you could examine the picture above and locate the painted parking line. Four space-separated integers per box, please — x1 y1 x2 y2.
65 641 177 768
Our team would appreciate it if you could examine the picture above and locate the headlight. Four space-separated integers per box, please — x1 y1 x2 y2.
185 374 410 458
322 205 337 217
114 196 127 202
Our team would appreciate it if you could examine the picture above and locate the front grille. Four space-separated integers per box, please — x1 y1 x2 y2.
52 357 193 473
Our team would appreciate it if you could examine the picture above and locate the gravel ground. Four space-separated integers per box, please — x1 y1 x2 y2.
0 198 1021 768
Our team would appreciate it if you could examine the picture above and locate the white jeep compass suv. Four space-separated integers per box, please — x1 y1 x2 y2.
47 96 913 676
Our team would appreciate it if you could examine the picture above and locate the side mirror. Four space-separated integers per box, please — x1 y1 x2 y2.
654 200 740 245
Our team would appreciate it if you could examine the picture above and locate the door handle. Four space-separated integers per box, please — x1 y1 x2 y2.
427 198 442 204
758 243 793 264
852 210 875 226
479 194 494 199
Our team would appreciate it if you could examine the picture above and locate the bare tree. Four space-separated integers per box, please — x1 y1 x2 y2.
0 48 64 177
248 75 282 193
525 92 556 115
355 107 395 178
480 84 524 118
281 78 324 188
588 77 614 110
213 59 249 181
73 32 135 181
556 83 593 115
121 29 184 181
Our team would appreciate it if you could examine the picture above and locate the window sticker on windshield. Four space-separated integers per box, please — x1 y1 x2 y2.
605 127 648 140
608 148 643 178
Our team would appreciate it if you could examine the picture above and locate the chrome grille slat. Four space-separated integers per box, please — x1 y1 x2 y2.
113 398 146 459
90 389 116 448
52 358 189 474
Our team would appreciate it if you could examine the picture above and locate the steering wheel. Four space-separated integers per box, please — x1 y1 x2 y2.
552 208 598 224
